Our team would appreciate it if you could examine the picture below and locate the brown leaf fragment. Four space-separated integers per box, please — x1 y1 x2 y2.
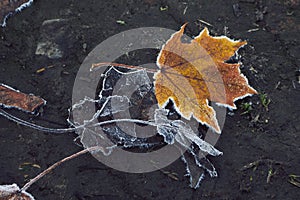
0 83 46 113
0 184 34 200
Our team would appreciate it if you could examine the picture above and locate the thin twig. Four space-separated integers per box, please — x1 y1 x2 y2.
240 159 285 171
91 62 158 73
21 146 103 192
0 107 158 134
197 19 213 27
0 108 79 133
91 118 157 127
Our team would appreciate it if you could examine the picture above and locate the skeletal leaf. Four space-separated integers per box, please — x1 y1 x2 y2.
70 68 162 153
80 67 223 187
154 108 221 188
154 109 222 156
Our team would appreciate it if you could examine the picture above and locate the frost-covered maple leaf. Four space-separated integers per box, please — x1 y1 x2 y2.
154 24 257 133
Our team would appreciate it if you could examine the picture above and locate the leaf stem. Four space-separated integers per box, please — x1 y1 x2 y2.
91 62 157 73
0 108 79 133
0 107 158 133
91 118 158 127
21 146 103 192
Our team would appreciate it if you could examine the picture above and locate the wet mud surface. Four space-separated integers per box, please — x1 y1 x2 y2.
0 0 299 199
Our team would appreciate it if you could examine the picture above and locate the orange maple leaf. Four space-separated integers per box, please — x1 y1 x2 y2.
154 24 257 133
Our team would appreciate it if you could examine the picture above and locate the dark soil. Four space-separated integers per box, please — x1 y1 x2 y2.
0 0 299 199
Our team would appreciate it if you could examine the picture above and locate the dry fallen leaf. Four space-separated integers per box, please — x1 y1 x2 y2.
0 83 46 113
154 24 257 133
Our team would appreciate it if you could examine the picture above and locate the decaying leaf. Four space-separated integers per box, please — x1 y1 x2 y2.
154 108 222 156
0 184 34 200
70 67 222 188
0 0 33 27
0 83 46 113
154 24 257 133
